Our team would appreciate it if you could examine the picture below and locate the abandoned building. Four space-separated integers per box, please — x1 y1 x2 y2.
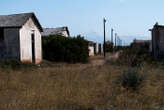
41 27 70 37
88 41 95 56
150 23 164 59
0 12 43 64
131 39 152 52
88 41 104 57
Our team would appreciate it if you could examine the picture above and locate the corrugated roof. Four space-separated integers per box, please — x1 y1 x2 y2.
41 27 69 36
0 12 43 32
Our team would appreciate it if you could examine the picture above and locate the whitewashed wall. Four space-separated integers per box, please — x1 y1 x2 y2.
101 43 104 54
89 46 94 56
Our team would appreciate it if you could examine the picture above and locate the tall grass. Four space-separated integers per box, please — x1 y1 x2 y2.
0 58 163 110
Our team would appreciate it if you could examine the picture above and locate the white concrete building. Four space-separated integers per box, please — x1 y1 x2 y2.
88 41 95 56
0 12 43 64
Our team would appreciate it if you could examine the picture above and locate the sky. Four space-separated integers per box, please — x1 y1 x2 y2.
0 0 164 44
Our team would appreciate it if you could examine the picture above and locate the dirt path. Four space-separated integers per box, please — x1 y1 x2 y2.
91 59 105 66
90 52 121 66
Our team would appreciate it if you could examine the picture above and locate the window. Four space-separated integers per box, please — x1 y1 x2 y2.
0 28 4 41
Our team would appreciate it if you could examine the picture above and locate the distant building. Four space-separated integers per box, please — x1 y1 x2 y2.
41 27 70 37
0 12 43 64
150 23 164 59
88 41 104 57
88 41 95 56
131 39 152 52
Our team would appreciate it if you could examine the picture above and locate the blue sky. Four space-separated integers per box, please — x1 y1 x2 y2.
0 0 164 44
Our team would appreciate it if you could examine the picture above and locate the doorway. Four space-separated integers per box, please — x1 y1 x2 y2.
31 32 35 63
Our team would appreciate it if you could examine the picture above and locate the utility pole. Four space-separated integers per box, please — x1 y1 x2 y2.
111 28 114 52
115 33 117 50
115 33 117 48
118 36 120 46
103 18 106 58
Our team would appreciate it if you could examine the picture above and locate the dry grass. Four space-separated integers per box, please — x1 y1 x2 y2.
0 56 164 110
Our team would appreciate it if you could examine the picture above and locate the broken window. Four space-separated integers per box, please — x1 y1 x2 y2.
0 28 4 41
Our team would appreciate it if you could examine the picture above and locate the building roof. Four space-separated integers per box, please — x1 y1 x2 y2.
0 12 43 32
149 22 164 31
133 40 151 44
41 27 70 37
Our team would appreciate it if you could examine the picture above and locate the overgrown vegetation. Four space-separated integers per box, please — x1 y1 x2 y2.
0 60 36 69
42 35 89 63
105 41 114 52
0 36 164 110
116 69 145 91
116 45 152 67
0 55 163 110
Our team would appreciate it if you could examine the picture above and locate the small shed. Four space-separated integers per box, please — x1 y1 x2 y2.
131 39 152 52
150 23 164 59
41 27 70 37
0 12 43 64
88 41 104 56
88 41 95 56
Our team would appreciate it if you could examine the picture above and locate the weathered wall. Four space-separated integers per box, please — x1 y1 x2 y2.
101 43 104 54
152 28 157 58
20 18 42 64
89 46 94 56
0 28 20 60
95 43 99 54
159 29 164 53
152 26 164 58
61 30 69 37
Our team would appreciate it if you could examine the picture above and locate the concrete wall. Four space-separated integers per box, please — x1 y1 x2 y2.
152 26 164 58
101 43 104 54
20 18 42 64
159 29 164 52
89 46 94 56
95 43 99 54
0 28 20 60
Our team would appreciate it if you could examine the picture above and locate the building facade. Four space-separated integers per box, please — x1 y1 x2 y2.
151 23 164 59
0 13 43 64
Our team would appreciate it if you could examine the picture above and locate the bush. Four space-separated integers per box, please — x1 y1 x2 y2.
105 41 114 52
116 69 145 91
116 46 152 67
42 35 89 63
0 60 36 69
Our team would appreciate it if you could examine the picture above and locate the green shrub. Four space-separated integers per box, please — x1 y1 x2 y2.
42 35 89 63
0 60 36 69
116 69 145 91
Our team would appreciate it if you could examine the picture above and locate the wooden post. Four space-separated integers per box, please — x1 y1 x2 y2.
111 28 114 52
115 33 117 51
103 18 106 58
